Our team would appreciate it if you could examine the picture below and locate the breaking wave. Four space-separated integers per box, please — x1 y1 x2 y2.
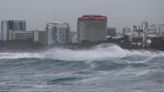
0 44 163 61
1 44 164 92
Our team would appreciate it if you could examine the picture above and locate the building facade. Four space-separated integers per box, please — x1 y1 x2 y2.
34 30 48 45
77 15 107 43
46 22 70 45
12 31 34 41
129 26 145 46
159 24 164 35
141 21 149 33
148 24 157 35
1 20 26 41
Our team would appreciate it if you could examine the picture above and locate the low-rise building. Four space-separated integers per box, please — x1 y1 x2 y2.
12 31 34 41
147 24 157 35
122 26 130 36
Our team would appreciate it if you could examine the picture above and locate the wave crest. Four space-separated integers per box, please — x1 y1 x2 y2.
0 44 163 61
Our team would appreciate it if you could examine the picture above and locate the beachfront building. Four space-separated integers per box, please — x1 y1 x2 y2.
77 15 107 43
46 22 70 45
12 31 34 41
129 25 145 47
34 30 48 45
1 20 26 41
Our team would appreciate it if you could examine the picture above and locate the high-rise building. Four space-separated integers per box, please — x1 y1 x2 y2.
1 20 26 41
77 15 107 43
46 22 70 45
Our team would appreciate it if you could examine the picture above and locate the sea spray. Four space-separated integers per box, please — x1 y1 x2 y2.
0 44 163 61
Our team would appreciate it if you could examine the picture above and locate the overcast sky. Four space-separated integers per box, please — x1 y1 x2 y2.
0 0 164 31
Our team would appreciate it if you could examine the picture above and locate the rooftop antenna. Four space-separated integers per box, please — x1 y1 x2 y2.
53 12 56 22
52 11 56 23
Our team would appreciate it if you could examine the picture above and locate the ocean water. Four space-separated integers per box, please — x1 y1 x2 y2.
0 44 164 92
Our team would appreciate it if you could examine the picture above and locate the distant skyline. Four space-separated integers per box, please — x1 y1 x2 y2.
0 0 164 31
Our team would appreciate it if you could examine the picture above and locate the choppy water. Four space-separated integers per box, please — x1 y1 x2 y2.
0 44 164 92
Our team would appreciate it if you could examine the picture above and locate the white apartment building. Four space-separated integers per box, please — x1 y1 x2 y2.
46 22 70 45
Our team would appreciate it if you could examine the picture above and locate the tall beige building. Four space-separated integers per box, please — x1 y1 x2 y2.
77 15 107 43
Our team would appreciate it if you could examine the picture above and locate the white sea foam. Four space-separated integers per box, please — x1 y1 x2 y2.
0 52 43 59
0 44 163 61
44 44 130 61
